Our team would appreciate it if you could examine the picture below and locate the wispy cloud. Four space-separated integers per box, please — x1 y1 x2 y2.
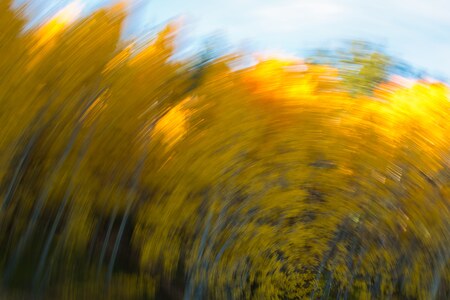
251 0 345 32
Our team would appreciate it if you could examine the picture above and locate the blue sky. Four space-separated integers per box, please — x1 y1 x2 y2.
18 0 450 80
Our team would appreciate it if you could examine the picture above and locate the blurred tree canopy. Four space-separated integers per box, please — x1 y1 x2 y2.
0 1 449 299
308 40 392 96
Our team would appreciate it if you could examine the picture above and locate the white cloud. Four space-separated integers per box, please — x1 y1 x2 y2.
251 0 345 32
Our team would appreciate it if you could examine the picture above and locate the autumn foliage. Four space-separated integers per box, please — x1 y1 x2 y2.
0 1 449 299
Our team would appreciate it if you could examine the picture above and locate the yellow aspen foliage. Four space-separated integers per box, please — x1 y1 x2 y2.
32 1 84 48
153 98 192 149
0 1 449 299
